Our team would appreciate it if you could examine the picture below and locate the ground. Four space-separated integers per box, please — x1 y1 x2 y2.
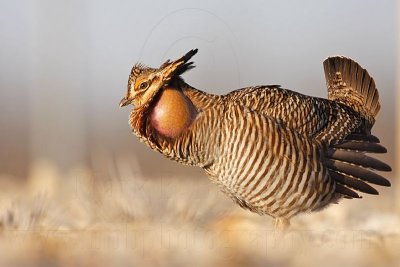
0 158 399 267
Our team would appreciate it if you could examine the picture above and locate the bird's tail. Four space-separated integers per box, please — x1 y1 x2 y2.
325 133 391 199
323 56 380 130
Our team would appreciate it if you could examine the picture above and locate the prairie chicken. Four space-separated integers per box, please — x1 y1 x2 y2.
120 49 391 229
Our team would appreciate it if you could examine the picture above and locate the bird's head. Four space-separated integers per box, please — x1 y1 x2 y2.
119 49 198 108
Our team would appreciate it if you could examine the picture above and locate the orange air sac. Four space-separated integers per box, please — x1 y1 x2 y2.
150 87 197 138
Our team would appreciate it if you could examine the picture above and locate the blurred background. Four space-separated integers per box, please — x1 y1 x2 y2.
1 0 398 180
0 0 399 266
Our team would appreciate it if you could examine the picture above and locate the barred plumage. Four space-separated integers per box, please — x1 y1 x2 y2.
120 49 391 229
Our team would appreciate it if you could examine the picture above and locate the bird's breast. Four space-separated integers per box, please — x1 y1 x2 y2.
150 87 197 138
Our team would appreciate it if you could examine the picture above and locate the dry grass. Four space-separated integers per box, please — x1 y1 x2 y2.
0 157 399 267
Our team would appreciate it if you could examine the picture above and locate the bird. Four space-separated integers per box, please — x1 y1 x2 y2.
120 49 391 230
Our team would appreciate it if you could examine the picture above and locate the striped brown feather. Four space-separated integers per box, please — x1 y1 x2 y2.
324 56 380 128
123 49 392 226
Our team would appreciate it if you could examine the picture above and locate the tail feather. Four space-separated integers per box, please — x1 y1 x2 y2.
344 133 380 143
334 141 387 153
329 170 378 195
326 149 391 171
323 56 391 199
335 183 361 199
325 133 391 198
326 158 390 186
323 56 380 129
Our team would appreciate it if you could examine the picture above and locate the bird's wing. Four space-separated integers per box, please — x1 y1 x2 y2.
224 85 361 144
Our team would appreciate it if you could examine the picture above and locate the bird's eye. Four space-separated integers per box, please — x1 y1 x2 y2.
139 81 148 90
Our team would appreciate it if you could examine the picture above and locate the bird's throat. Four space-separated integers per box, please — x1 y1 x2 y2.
149 87 197 138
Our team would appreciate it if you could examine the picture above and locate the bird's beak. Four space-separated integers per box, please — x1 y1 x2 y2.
119 97 130 107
